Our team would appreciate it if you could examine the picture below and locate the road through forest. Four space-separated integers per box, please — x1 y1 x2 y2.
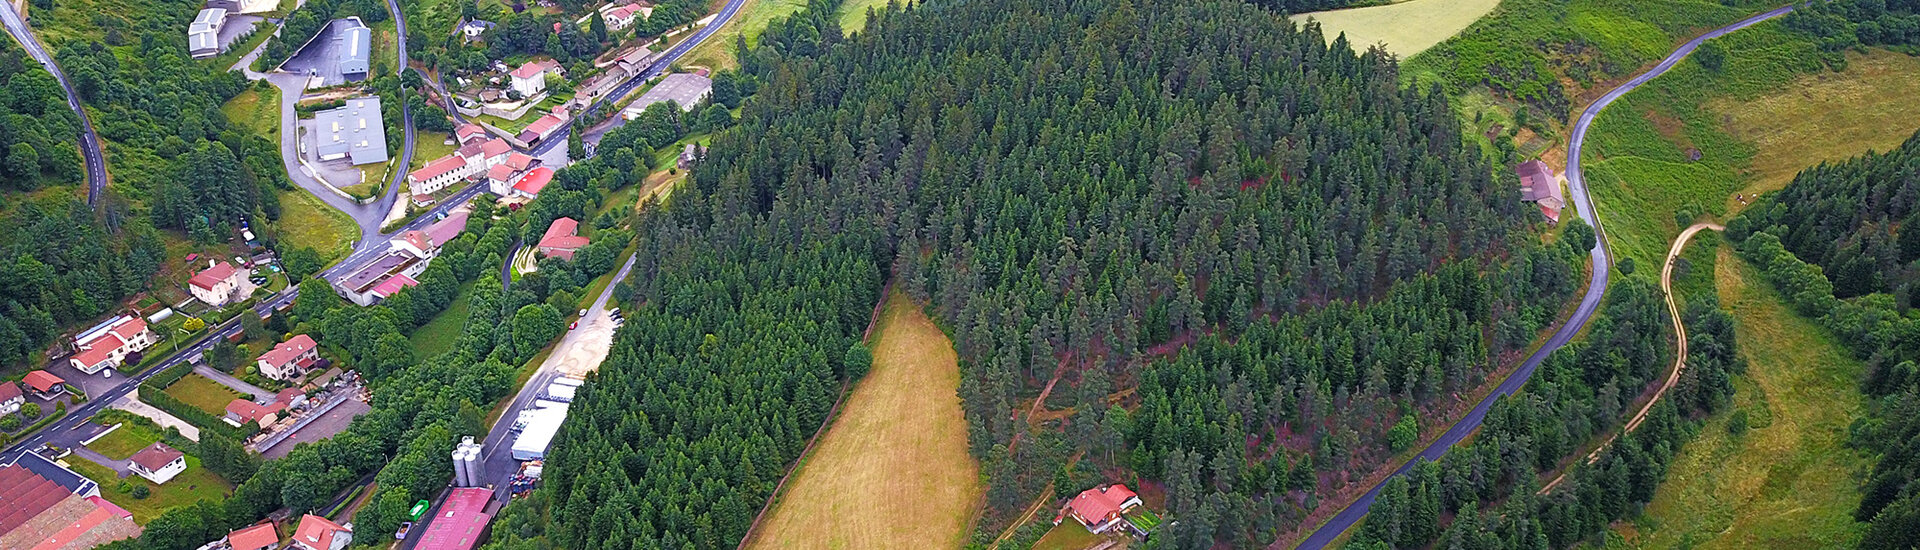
1290 5 1796 548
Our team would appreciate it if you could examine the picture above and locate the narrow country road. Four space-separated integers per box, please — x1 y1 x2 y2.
380 0 415 218
1290 5 1796 548
1 1 108 207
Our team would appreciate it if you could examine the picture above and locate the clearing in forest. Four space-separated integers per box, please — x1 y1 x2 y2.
743 292 982 550
1611 247 1867 549
1291 0 1500 58
1712 49 1920 208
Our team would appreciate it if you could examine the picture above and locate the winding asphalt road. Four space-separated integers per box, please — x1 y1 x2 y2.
1292 5 1797 548
1 1 108 207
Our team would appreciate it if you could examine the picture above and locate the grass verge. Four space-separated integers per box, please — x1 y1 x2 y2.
742 292 982 549
683 0 808 70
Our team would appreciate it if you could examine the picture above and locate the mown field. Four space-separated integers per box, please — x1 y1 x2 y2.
1581 21 1920 274
87 423 162 460
741 293 982 550
276 189 358 262
1291 0 1500 58
1608 247 1869 549
165 373 246 416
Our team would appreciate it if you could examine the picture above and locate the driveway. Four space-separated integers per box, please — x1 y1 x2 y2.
114 390 202 442
193 365 273 401
269 71 389 246
71 447 131 477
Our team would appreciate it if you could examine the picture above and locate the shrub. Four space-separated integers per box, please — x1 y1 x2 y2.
21 403 40 419
1728 410 1750 436
0 416 18 431
131 485 150 499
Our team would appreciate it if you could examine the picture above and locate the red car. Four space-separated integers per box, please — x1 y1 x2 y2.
569 321 577 330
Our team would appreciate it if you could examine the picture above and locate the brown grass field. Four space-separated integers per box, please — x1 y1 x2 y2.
1292 0 1501 58
742 293 983 550
1714 49 1920 213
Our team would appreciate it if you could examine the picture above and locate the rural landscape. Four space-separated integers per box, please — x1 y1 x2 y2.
0 0 1918 548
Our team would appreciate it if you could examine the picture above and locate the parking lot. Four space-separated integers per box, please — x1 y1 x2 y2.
280 18 366 86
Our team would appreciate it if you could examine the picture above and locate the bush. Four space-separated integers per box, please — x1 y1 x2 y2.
1728 410 1750 436
131 485 151 499
0 416 18 431
21 403 40 419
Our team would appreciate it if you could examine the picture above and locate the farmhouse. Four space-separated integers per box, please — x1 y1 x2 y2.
1061 484 1143 534
537 217 589 260
621 72 712 120
22 370 65 398
0 381 21 416
290 514 353 550
0 453 139 549
257 334 320 381
189 260 248 307
189 8 228 59
509 60 560 98
225 522 281 550
69 316 154 375
128 442 188 485
1516 159 1566 222
313 97 389 165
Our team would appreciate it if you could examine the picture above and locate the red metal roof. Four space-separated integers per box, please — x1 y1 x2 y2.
513 167 556 195
417 488 493 550
538 217 588 251
189 261 239 291
23 370 65 392
259 334 318 368
227 522 280 550
371 274 420 298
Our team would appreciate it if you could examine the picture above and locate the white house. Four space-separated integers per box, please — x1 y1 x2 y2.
69 316 155 374
257 334 320 381
291 514 353 550
188 260 247 307
0 381 22 416
600 2 652 31
408 138 515 198
509 60 558 98
128 443 187 485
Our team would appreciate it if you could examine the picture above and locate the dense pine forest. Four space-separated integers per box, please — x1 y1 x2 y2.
1733 129 1920 549
480 0 1592 547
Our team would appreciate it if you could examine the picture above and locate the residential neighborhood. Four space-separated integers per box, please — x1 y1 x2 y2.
68 316 155 375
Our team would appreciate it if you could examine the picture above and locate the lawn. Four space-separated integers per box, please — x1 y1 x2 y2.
86 424 161 460
410 281 476 358
683 0 809 70
1580 22 1920 275
1032 521 1107 550
742 292 982 549
277 189 358 262
413 130 458 169
164 373 246 416
68 456 233 524
1609 247 1869 548
222 84 283 140
1291 0 1500 58
835 0 894 32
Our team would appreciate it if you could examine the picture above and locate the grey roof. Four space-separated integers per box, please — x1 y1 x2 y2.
341 20 371 75
313 97 389 165
189 8 226 56
623 73 713 116
192 7 228 29
10 451 100 497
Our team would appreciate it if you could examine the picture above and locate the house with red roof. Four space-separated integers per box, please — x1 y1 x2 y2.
127 442 186 484
189 260 248 307
408 155 470 198
68 316 154 375
600 2 652 31
22 371 65 398
1516 160 1566 223
508 167 555 199
537 217 589 261
223 398 285 427
516 114 567 145
290 514 352 550
455 123 489 145
0 381 22 416
225 522 280 550
257 334 320 381
1059 484 1143 534
509 60 560 98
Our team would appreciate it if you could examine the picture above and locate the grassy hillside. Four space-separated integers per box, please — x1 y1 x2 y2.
742 293 982 549
1291 0 1500 58
1610 246 1868 549
682 0 809 70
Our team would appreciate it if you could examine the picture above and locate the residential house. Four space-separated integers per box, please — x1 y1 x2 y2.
225 388 308 427
257 334 320 381
189 260 247 307
22 371 65 398
290 514 352 550
1061 484 1143 534
516 114 567 145
600 2 652 31
127 443 187 485
225 522 281 550
621 73 711 120
313 97 389 165
0 381 22 416
189 8 227 59
537 217 589 261
455 123 489 145
509 60 559 98
505 166 554 199
485 152 541 196
1516 160 1566 222
68 316 154 375
677 143 703 170
459 20 495 42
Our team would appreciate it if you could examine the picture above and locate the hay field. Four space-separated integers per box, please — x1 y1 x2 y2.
1291 0 1501 58
743 293 982 550
1714 49 1920 211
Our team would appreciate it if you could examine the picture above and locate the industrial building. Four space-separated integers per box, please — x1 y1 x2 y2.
510 399 570 461
621 72 713 120
311 97 388 166
415 488 494 550
189 8 227 59
0 452 140 549
339 18 371 76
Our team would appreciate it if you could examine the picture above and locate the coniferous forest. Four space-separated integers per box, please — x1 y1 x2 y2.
498 0 1593 548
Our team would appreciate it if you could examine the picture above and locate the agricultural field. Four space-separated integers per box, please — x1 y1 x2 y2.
1610 247 1869 549
742 293 982 550
1581 22 1920 273
1291 0 1500 58
683 0 808 70
276 190 358 262
164 373 246 416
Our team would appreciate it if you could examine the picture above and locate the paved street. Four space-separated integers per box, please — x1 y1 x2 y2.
0 0 107 207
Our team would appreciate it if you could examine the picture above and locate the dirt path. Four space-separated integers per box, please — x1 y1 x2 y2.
1543 222 1723 493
